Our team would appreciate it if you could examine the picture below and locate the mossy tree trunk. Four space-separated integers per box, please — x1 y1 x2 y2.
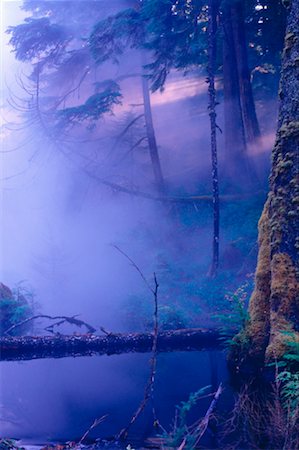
229 0 299 371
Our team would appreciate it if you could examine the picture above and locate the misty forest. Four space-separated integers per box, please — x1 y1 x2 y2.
0 0 298 449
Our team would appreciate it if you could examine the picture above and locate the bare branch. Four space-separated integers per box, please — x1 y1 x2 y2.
195 383 223 444
178 383 223 450
113 113 144 143
117 273 160 441
111 244 154 294
4 314 97 336
117 136 147 163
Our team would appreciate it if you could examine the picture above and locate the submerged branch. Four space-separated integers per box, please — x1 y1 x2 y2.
78 415 108 445
195 382 223 444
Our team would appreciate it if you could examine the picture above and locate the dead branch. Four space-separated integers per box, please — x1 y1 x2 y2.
178 383 223 450
112 245 159 440
117 274 159 441
117 136 148 164
116 113 144 140
4 314 97 336
196 383 223 443
112 244 153 293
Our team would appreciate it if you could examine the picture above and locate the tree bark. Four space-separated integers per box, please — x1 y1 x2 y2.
222 2 247 166
141 53 166 193
229 0 299 373
230 0 261 145
207 0 220 278
0 328 226 361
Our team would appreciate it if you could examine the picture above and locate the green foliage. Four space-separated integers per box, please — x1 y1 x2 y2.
244 0 286 96
221 195 265 251
278 370 299 413
141 0 208 91
57 81 122 127
89 0 208 91
121 194 261 333
0 439 24 450
277 335 299 414
214 281 251 338
123 294 190 331
121 196 260 333
89 9 143 64
213 281 252 357
7 17 68 62
161 385 211 449
89 0 284 94
0 284 34 336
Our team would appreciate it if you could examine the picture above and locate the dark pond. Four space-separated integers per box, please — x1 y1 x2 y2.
0 350 231 448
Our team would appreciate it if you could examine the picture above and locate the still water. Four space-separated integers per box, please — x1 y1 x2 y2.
0 351 229 446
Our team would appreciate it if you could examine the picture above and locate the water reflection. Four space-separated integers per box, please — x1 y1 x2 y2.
0 351 227 445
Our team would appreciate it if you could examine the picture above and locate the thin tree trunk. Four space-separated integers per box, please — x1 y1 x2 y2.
207 0 220 278
141 53 165 193
231 0 261 144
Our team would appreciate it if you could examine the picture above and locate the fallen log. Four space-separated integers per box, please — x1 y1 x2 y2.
84 170 266 205
0 328 229 361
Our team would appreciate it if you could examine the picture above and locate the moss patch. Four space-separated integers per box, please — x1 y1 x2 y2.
266 253 299 360
227 201 271 370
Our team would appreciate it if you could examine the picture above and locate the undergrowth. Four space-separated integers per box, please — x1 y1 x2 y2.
0 282 35 335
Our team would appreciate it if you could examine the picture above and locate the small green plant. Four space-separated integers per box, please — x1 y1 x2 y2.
161 386 211 449
278 370 299 412
0 282 35 335
214 281 251 346
0 439 24 450
277 334 299 414
123 294 191 331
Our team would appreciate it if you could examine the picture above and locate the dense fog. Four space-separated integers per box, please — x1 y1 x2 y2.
1 0 291 447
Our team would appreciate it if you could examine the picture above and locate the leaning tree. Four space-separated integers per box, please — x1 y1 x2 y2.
229 0 299 372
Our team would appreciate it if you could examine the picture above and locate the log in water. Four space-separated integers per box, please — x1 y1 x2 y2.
0 328 227 361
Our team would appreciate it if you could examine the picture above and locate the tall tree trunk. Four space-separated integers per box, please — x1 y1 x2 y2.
229 0 299 372
231 0 261 145
207 0 220 278
141 54 166 193
222 3 247 170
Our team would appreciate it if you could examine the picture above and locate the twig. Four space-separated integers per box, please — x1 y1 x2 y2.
78 415 108 445
4 314 96 335
117 136 147 164
115 113 144 140
112 245 154 294
178 438 187 450
100 326 115 336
